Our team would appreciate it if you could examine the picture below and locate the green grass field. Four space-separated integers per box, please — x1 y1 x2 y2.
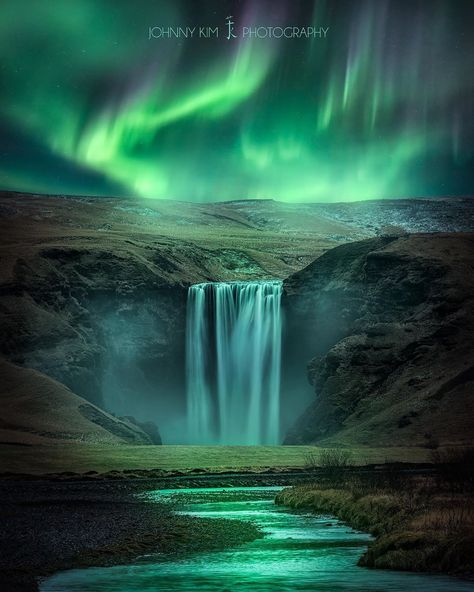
0 444 431 475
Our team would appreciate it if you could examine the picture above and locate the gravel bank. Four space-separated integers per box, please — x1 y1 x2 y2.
0 479 262 592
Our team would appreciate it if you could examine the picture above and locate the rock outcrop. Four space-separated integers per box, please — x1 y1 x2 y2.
283 234 474 447
0 242 189 439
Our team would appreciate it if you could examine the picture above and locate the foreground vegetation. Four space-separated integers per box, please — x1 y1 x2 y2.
276 449 474 575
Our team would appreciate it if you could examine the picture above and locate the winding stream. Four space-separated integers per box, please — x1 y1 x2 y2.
42 486 474 591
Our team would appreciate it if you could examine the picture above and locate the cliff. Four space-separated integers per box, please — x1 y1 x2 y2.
1 192 473 446
283 233 474 447
0 192 351 443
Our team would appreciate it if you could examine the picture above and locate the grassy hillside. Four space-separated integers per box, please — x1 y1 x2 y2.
1 192 473 463
0 360 152 446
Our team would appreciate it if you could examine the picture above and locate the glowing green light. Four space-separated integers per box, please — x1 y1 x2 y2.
0 0 471 201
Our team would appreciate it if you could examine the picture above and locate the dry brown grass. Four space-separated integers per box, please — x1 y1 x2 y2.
276 467 474 575
304 447 354 469
410 503 474 534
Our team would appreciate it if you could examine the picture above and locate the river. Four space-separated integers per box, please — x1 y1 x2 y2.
41 486 474 591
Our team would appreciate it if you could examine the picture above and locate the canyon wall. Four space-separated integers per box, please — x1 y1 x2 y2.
0 243 200 443
283 233 474 447
1 194 473 447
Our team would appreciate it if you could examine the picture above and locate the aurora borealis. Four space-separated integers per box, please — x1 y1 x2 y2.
0 0 473 202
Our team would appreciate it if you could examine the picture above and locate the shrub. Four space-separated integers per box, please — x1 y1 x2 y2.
303 447 353 470
318 448 353 468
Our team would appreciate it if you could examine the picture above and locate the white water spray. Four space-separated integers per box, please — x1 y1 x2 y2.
186 281 282 445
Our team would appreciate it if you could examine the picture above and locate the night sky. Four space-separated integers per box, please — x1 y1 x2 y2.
0 0 473 202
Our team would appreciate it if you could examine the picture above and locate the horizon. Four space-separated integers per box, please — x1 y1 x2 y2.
1 188 473 207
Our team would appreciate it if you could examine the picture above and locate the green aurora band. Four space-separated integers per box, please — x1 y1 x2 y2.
0 0 473 202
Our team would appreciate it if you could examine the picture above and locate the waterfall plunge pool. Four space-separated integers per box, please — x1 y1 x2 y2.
41 487 474 592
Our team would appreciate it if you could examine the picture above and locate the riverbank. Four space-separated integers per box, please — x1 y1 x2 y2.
3 465 473 591
275 466 474 576
0 480 262 592
40 483 474 592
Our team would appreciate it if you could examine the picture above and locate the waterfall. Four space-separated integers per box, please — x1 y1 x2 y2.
186 281 282 445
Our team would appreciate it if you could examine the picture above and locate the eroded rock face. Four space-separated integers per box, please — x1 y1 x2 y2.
1 192 352 443
2 193 473 447
0 245 189 440
283 234 474 447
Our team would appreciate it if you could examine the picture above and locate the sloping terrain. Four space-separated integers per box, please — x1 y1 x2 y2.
283 233 474 447
0 191 473 446
0 359 152 445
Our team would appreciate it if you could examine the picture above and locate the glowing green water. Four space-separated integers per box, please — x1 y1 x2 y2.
41 487 474 591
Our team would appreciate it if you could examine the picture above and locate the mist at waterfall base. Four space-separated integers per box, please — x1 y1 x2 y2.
100 308 181 437
97 295 188 444
96 280 305 445
1 0 473 201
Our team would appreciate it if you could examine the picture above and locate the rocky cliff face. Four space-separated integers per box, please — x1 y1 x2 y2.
1 193 473 447
0 193 342 444
0 192 372 444
283 234 474 447
0 244 189 442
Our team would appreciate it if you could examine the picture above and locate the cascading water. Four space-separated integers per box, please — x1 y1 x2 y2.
186 281 282 445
